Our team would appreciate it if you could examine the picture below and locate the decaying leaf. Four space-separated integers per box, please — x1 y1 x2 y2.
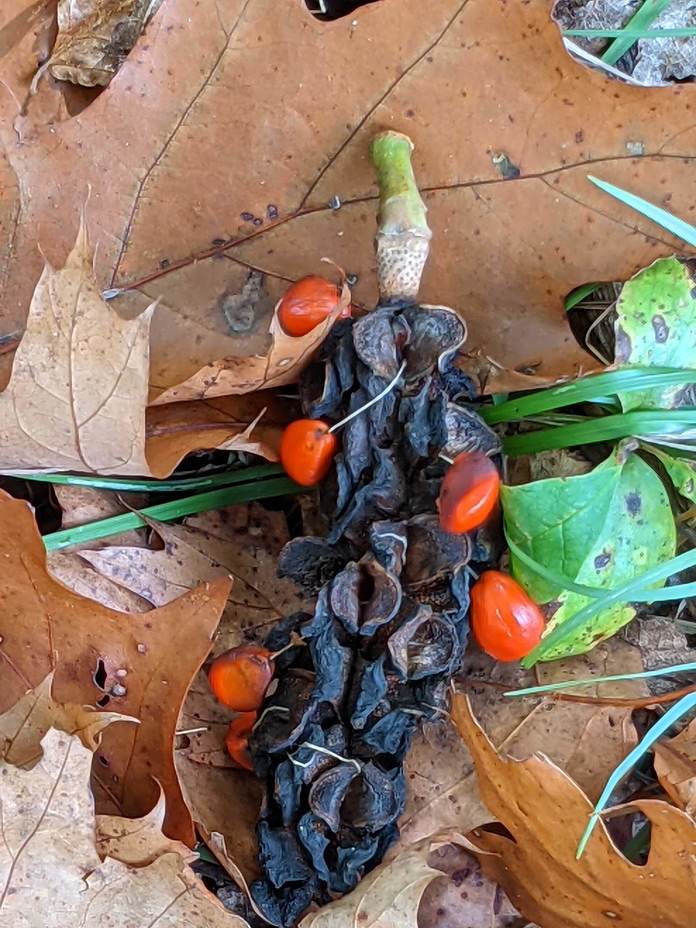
653 718 696 816
453 695 696 928
0 221 279 475
0 672 137 766
2 0 696 398
613 257 696 411
299 843 441 928
47 0 154 87
0 490 230 844
399 639 647 848
503 445 676 660
0 726 250 928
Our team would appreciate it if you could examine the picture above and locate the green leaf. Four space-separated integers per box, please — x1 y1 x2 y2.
42 476 303 550
501 446 676 661
614 258 696 411
564 282 601 311
642 443 696 503
588 176 696 248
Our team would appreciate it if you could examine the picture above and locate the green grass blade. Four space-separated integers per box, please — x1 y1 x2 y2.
523 547 696 666
506 538 605 599
588 176 696 247
565 28 696 39
482 367 693 425
577 691 696 858
3 463 285 493
600 0 673 65
42 477 303 551
502 410 696 456
505 660 696 697
564 282 601 311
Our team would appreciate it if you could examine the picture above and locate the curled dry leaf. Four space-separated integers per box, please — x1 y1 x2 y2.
0 221 281 475
2 0 695 395
398 639 647 850
0 490 230 844
453 695 696 928
653 718 696 816
151 299 342 405
0 726 250 928
47 0 153 87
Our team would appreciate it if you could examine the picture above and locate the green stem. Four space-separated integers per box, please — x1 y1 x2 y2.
370 130 431 302
6 463 284 493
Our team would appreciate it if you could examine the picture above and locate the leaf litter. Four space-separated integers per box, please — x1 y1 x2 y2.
1 0 695 396
3 2 692 925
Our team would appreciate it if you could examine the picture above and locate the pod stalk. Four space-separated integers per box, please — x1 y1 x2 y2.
371 130 432 303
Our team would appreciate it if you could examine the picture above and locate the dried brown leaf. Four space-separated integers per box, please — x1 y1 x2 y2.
398 640 647 849
653 718 696 816
0 726 250 928
453 695 696 928
47 0 152 87
0 1 692 398
2 0 694 394
0 490 230 844
95 784 195 865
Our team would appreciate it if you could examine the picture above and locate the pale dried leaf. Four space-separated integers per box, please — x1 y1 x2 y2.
0 218 153 474
0 490 230 843
453 696 696 928
653 718 696 816
0 220 280 475
300 845 441 928
0 672 137 766
47 551 153 611
53 482 147 545
48 0 153 87
95 785 195 865
0 727 250 928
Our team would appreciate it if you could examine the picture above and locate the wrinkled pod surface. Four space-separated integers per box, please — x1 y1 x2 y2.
248 132 501 926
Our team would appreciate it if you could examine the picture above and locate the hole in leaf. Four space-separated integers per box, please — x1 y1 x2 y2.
305 0 383 21
93 658 108 691
96 694 111 707
564 281 621 366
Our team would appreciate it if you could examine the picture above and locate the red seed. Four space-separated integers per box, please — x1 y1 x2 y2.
438 451 500 534
280 419 338 486
225 711 257 772
471 571 545 662
208 644 275 712
278 276 351 337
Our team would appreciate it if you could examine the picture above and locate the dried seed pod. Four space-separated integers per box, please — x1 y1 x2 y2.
309 763 361 832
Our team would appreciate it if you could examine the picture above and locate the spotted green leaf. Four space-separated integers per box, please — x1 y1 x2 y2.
501 446 676 661
614 257 696 411
642 443 696 504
